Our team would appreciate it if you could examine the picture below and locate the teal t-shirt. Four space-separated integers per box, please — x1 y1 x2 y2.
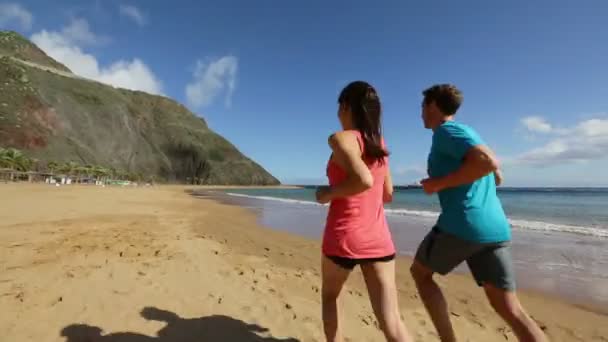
427 121 511 243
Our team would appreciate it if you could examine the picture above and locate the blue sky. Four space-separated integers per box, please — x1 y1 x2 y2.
1 0 607 186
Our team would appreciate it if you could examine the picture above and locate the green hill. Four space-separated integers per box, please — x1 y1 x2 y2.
0 31 279 185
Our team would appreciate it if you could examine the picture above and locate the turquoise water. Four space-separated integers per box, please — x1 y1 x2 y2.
223 187 608 237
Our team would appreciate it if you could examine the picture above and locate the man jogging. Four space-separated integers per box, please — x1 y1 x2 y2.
410 84 547 342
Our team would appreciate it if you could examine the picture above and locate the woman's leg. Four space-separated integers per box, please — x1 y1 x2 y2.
322 256 352 342
361 259 413 342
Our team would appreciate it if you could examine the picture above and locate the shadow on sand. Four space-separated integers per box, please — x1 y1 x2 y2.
61 307 300 342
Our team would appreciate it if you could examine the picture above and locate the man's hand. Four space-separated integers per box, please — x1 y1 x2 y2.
428 145 500 191
494 170 503 186
420 178 444 195
315 186 333 204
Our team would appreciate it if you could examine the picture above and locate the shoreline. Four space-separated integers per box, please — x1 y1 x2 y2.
187 185 304 190
199 188 608 316
1 183 606 341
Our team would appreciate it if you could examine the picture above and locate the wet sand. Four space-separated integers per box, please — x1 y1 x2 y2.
210 190 608 314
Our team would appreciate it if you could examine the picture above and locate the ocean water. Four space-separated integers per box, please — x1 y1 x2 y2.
203 187 608 312
224 187 608 238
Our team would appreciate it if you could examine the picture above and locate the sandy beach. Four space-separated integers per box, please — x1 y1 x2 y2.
1 184 606 341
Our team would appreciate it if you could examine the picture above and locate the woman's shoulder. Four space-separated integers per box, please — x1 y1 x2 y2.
330 130 361 138
328 130 361 148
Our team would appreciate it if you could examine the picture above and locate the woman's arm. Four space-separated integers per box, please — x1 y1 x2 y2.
383 169 394 203
316 132 373 203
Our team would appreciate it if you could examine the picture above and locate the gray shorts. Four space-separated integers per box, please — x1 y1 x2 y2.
414 226 516 291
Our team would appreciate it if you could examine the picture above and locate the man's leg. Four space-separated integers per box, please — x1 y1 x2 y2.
410 261 457 342
468 244 548 342
483 285 548 342
410 228 472 342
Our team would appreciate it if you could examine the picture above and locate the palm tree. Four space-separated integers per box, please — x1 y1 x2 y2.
75 166 89 184
0 147 11 169
4 148 29 170
59 161 80 183
0 147 11 181
92 166 110 183
0 148 32 181
108 167 117 180
47 161 60 174
26 158 39 182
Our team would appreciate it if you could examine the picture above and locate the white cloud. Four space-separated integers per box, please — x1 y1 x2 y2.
0 3 33 30
521 116 553 133
96 59 162 94
119 4 146 27
60 18 109 46
31 19 162 95
515 116 608 166
186 56 238 109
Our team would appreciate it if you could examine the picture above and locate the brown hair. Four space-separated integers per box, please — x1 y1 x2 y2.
422 84 463 116
338 81 388 162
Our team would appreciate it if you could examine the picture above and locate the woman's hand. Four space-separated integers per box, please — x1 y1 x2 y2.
315 186 333 204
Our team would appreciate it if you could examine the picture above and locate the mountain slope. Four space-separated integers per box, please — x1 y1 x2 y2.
0 31 279 185
0 31 71 72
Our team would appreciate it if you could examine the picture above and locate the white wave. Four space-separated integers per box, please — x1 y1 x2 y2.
509 219 608 238
225 192 326 207
385 208 608 238
224 193 608 238
384 208 439 218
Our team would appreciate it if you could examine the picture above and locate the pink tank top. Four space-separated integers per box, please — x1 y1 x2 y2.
322 130 396 259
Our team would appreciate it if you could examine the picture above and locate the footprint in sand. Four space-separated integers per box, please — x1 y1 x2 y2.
359 315 371 326
497 326 515 339
531 316 548 331
471 319 485 329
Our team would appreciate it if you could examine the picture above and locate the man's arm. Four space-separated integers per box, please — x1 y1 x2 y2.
422 145 499 194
